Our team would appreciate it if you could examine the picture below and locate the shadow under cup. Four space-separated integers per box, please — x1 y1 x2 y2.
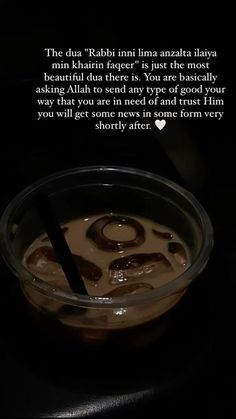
0 166 213 347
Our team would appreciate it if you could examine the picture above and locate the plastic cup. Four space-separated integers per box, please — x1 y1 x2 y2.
0 166 213 347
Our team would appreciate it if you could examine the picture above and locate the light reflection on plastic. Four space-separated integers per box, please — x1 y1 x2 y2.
114 308 127 316
40 389 152 418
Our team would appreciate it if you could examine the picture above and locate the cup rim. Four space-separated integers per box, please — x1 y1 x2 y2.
0 165 214 308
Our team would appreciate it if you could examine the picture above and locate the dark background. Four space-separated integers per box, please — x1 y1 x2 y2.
0 1 235 417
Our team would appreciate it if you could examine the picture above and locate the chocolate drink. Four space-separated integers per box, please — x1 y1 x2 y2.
21 213 190 345
1 165 213 349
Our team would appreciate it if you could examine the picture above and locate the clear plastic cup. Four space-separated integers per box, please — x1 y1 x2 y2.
0 166 213 347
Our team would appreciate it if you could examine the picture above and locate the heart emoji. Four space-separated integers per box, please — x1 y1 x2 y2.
155 119 166 130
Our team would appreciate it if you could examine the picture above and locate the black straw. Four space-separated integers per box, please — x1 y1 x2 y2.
35 194 88 294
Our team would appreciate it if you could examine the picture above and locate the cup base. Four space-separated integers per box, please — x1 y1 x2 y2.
25 299 177 353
